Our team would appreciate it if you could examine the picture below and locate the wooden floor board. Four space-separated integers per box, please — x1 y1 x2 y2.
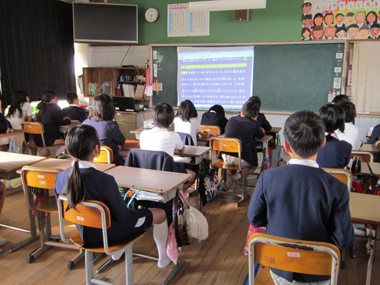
0 188 379 285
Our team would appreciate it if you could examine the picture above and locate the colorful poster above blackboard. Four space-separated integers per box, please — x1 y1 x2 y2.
302 1 380 40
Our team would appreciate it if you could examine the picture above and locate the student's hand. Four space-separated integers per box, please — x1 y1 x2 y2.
63 116 71 121
0 99 2 112
261 127 265 134
175 146 185 153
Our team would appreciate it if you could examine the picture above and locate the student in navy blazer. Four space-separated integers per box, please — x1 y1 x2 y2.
368 123 380 144
317 104 352 169
61 93 87 122
248 111 354 283
83 94 126 166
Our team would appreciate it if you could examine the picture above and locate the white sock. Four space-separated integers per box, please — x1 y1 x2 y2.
153 220 170 268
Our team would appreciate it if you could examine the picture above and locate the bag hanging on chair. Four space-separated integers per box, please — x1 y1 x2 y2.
175 195 191 247
179 189 209 241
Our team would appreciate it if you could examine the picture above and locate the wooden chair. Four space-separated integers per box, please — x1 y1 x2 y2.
322 168 352 191
200 125 222 136
21 121 62 157
94 146 114 164
323 168 357 266
350 150 374 163
210 137 248 207
248 233 340 285
21 166 83 268
57 195 146 285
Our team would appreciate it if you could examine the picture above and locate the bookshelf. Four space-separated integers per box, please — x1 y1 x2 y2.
83 67 149 105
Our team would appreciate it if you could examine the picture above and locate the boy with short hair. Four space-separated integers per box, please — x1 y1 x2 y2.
223 100 264 179
248 110 354 284
62 92 86 122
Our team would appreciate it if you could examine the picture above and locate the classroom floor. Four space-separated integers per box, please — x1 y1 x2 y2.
0 157 379 285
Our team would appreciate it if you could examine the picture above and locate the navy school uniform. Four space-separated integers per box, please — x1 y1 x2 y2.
83 117 126 166
317 136 352 168
257 113 272 131
368 124 380 144
0 113 9 133
54 167 153 247
61 105 87 122
200 111 228 134
248 164 354 283
224 116 264 167
35 104 70 146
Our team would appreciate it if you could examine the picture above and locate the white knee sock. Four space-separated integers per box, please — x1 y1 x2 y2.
153 220 170 268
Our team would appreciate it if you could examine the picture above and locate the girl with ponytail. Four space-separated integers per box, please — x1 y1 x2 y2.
35 90 71 148
54 125 172 268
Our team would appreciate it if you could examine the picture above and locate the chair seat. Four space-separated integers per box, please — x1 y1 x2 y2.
124 140 140 150
70 231 146 253
36 196 58 213
213 161 248 171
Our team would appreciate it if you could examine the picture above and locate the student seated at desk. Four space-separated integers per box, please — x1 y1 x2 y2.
336 102 366 150
174 100 201 145
4 90 32 130
248 110 354 284
61 92 86 122
35 90 70 155
317 104 352 168
83 94 126 166
140 103 196 191
201 104 228 134
54 125 172 268
332 94 349 104
368 123 380 144
0 181 6 252
223 100 264 180
248 96 272 131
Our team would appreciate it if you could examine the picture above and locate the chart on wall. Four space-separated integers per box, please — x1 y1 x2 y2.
302 1 380 41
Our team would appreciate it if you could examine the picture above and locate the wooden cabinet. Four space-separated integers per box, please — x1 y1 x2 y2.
114 110 153 140
83 67 150 107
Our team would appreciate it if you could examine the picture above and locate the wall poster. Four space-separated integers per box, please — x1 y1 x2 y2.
302 1 380 40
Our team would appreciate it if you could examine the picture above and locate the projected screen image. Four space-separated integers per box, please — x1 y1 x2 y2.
177 46 254 110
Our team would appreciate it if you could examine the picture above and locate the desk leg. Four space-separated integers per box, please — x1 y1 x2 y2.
366 237 375 285
8 208 39 253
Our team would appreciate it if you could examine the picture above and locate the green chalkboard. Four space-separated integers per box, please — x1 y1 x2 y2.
151 42 344 112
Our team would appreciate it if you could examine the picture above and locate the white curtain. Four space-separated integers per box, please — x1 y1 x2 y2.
351 41 380 113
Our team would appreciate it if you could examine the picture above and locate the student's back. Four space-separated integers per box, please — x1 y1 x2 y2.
61 106 86 122
83 94 125 166
248 110 354 284
368 123 380 144
61 92 86 122
5 91 32 130
200 105 228 134
35 90 70 146
174 100 200 145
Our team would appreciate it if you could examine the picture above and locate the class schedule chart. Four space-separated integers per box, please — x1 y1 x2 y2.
177 46 254 110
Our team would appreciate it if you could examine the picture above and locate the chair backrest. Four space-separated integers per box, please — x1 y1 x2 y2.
125 149 176 172
22 121 47 147
210 137 242 169
322 168 352 191
375 140 380 149
350 150 374 163
94 146 114 164
177 132 194 146
200 125 221 136
57 195 113 254
21 166 62 210
248 233 340 285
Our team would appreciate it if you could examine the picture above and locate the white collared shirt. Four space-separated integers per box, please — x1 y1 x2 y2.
71 160 98 169
336 122 366 150
68 104 80 108
288 159 319 168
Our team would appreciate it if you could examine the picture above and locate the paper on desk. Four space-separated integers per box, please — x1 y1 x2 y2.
173 156 192 163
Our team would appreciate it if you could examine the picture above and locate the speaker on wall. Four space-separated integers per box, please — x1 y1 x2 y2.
233 10 249 22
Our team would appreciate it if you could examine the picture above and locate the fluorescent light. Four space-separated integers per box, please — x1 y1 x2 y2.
188 0 266 12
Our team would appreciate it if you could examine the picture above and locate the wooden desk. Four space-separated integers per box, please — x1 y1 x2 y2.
130 128 149 140
174 145 210 165
349 192 380 285
0 130 25 153
360 144 380 153
18 158 115 173
0 152 46 180
105 166 190 203
266 127 282 143
59 121 81 134
368 162 380 177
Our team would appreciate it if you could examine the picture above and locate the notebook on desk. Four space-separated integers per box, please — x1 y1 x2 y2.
113 97 143 112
